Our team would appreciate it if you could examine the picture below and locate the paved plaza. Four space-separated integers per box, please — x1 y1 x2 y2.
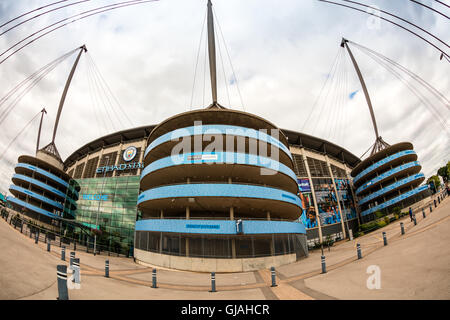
0 195 449 300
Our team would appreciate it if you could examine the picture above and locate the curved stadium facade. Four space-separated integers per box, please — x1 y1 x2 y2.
58 108 363 270
7 150 79 232
351 142 429 223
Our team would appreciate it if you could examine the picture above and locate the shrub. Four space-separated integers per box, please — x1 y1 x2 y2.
377 220 387 228
384 216 390 225
374 210 384 219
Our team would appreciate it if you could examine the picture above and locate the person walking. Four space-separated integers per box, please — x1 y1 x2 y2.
409 207 413 222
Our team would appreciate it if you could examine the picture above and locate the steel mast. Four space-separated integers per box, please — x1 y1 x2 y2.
206 0 224 109
341 38 389 156
35 107 47 154
40 45 87 161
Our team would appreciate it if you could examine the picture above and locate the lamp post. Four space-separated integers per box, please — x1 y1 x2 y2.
94 156 109 256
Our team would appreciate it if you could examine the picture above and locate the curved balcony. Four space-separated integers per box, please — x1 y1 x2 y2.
9 184 64 210
353 150 417 187
140 152 298 193
355 161 421 196
144 124 292 164
135 219 306 235
358 173 425 205
12 173 67 199
138 183 302 220
6 196 61 220
360 184 429 216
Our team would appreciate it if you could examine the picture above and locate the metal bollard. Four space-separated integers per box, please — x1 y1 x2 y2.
45 233 47 244
382 232 387 246
400 222 405 235
35 232 39 244
434 200 437 208
357 243 362 259
61 246 65 261
72 258 80 284
210 272 216 292
430 205 433 213
20 223 23 233
57 265 69 300
70 252 75 268
152 268 157 288
47 241 51 252
105 260 109 278
422 208 426 219
413 216 417 226
438 197 440 204
349 229 354 241
321 255 327 273
270 267 277 287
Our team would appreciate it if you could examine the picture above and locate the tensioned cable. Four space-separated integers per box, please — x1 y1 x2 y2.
357 45 449 132
213 7 245 111
301 46 341 132
340 0 448 48
409 0 449 20
0 0 160 65
349 40 449 107
353 44 449 135
85 55 117 132
0 0 70 28
0 0 91 37
435 1 449 9
325 49 344 139
203 27 207 107
317 0 449 60
87 53 133 128
83 57 103 137
312 49 344 135
0 47 77 110
215 18 231 107
189 9 207 110
0 110 42 162
0 51 76 126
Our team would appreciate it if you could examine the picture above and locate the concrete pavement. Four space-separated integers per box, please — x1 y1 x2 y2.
0 193 448 300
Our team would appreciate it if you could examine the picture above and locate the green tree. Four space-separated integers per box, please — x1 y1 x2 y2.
437 161 450 183
427 175 441 192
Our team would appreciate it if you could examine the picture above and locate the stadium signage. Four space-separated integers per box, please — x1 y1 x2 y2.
96 162 144 174
123 146 137 162
82 194 108 201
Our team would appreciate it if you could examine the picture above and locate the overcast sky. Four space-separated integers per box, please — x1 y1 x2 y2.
0 0 448 195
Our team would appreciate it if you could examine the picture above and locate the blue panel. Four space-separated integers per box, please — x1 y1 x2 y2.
360 184 429 216
354 150 416 184
12 173 66 198
359 173 425 205
144 125 292 160
138 183 302 208
140 152 297 183
15 162 78 197
135 219 306 235
9 185 64 210
356 161 421 196
6 196 61 220
16 163 69 187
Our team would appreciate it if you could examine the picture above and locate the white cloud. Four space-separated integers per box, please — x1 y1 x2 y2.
0 0 448 196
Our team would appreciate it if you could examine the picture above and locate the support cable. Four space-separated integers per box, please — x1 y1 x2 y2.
0 110 42 162
301 47 341 132
189 10 207 110
0 0 160 66
349 40 449 107
213 7 245 111
0 0 91 37
0 0 70 28
340 0 448 48
409 0 449 20
318 0 449 60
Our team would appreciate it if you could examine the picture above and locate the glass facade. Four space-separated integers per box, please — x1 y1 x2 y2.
74 175 140 253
